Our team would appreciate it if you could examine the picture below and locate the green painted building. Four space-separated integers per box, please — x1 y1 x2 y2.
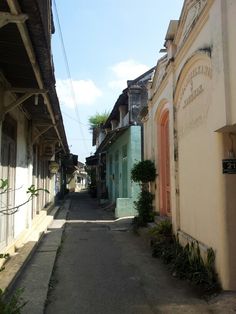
88 67 155 218
106 126 141 218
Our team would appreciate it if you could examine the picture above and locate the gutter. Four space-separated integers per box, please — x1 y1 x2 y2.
7 0 66 153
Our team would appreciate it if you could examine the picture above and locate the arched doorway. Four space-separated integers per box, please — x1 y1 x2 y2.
159 109 171 216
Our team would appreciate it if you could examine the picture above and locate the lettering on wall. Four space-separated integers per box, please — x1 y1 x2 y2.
179 65 212 104
176 60 212 139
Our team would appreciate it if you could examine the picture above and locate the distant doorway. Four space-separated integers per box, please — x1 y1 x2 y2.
114 150 119 199
159 109 171 216
109 154 113 200
122 145 128 198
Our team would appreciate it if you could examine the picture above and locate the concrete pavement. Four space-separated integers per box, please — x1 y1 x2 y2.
9 191 236 313
44 192 212 314
9 199 70 314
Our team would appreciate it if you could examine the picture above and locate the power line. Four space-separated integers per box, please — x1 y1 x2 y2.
61 111 89 127
53 0 89 152
68 138 91 141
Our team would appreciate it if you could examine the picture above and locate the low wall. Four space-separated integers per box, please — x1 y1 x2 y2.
115 198 137 218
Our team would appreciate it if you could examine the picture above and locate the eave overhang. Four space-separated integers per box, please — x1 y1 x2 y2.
96 126 129 154
0 0 69 154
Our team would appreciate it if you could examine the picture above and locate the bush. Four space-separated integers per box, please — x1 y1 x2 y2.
131 160 156 228
131 160 156 183
134 191 154 226
150 221 220 294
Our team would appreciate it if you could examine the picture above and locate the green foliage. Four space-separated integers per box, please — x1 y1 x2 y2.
27 185 49 197
0 288 27 314
131 160 156 228
133 191 154 227
150 221 220 294
0 181 49 215
149 219 172 239
0 254 9 259
0 254 10 272
88 111 109 130
131 160 156 183
0 179 8 191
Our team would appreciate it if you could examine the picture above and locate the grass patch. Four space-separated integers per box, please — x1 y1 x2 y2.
0 288 27 314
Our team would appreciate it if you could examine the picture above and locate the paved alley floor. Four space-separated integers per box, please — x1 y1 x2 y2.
42 191 219 314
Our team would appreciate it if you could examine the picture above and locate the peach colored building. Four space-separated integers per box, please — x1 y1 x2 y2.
143 0 236 290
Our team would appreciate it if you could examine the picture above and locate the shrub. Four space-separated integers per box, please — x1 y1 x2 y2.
134 191 154 226
150 221 220 294
131 160 156 183
131 160 156 227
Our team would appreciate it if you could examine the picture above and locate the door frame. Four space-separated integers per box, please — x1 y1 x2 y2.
158 106 171 216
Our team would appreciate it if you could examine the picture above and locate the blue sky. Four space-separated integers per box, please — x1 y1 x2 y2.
52 0 184 163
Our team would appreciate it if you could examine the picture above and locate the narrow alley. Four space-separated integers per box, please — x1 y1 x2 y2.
11 191 236 313
44 192 211 314
1 1 236 313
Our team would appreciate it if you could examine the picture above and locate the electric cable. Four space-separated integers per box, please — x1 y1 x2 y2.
53 0 90 154
61 111 89 127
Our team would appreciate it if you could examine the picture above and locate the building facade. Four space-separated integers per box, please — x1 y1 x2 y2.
0 0 69 262
92 68 155 218
143 0 236 290
67 160 88 192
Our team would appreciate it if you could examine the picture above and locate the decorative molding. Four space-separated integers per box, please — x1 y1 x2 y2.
175 0 208 50
151 57 168 97
182 0 207 41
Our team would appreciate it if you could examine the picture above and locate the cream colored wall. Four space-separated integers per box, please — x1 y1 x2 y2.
174 1 230 132
13 109 31 237
174 0 236 289
221 133 236 289
178 124 223 248
68 175 76 192
224 0 236 125
175 54 216 245
144 0 236 289
3 90 32 238
0 88 56 247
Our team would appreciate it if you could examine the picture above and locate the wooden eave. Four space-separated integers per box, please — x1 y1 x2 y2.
0 1 69 152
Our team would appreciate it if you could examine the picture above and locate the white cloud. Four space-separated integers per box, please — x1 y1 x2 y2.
56 79 102 108
108 59 149 90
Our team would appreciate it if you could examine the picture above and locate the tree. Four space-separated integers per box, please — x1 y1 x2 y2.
88 111 109 130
